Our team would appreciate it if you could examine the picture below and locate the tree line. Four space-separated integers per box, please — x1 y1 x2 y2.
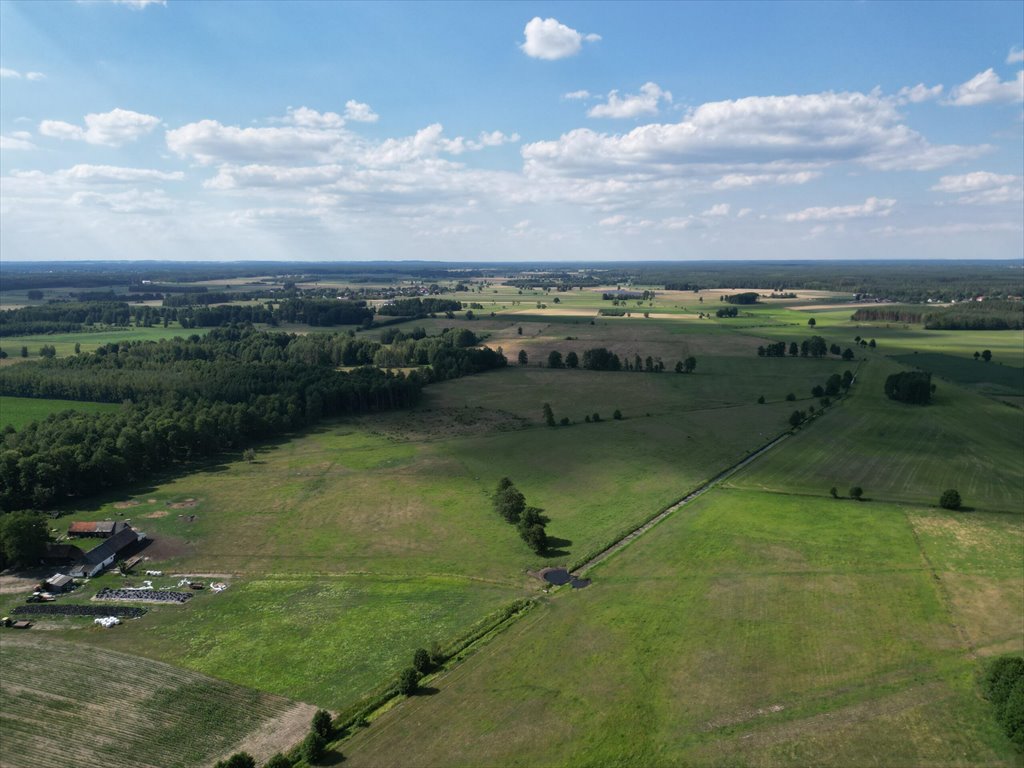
758 336 856 360
493 477 550 554
0 327 506 512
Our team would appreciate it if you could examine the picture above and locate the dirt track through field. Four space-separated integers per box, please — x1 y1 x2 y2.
572 432 791 577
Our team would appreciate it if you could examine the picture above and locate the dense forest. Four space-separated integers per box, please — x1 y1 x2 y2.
0 326 506 511
852 300 1023 330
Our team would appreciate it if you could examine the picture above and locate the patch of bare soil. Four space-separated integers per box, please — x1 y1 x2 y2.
113 500 140 509
146 498 158 504
137 535 194 561
0 568 49 595
166 498 199 509
141 510 169 519
215 702 319 766
358 406 530 442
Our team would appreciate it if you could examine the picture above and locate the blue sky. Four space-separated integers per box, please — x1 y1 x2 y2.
1 0 1022 261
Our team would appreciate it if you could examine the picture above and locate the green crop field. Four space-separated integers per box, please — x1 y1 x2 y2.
0 325 201 362
0 633 309 768
0 395 121 430
341 487 1023 767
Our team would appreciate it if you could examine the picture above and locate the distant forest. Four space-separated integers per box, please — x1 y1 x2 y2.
3 259 1021 303
852 300 1023 330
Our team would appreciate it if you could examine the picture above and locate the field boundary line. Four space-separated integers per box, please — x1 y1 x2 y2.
570 431 792 578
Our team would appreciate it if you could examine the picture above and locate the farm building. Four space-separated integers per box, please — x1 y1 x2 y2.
68 526 146 578
45 574 73 593
42 543 84 566
67 521 128 538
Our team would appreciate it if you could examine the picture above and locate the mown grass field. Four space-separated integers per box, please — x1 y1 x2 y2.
0 633 305 768
727 358 1024 513
341 487 1023 767
0 395 121 430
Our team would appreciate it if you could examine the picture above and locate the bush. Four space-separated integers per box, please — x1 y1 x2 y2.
785 393 796 401
849 486 863 501
301 732 326 765
939 489 962 510
982 656 1024 748
757 395 765 404
214 754 256 768
264 755 291 768
613 409 622 420
885 371 933 404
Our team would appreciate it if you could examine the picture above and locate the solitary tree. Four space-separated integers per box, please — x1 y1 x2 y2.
613 409 623 420
849 486 864 501
788 410 805 428
521 524 548 554
311 709 332 740
20 346 28 358
674 361 684 373
808 318 816 326
565 351 579 368
757 395 765 404
811 384 825 398
830 487 838 499
547 350 564 368
788 342 799 357
413 648 432 674
683 356 697 373
785 393 796 401
982 349 992 362
518 350 528 366
517 326 523 335
398 667 421 696
939 489 962 510
542 402 556 427
242 448 256 463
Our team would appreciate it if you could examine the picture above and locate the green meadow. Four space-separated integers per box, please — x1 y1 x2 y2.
342 487 1023 768
0 395 121 430
3 283 1021 766
0 325 199 362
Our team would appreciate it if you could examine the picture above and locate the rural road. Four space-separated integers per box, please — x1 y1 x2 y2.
571 431 791 578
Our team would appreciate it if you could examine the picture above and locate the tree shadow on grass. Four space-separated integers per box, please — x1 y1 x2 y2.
319 749 347 765
543 536 572 560
414 686 440 696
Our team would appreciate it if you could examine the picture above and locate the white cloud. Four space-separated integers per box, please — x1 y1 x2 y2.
712 171 820 189
167 119 346 165
69 188 174 213
1007 47 1024 65
944 68 1024 106
588 82 672 119
525 90 982 177
702 203 730 216
931 171 1022 204
563 90 592 101
0 134 36 151
286 106 345 128
1 68 45 80
39 108 160 146
897 83 942 104
111 0 167 8
599 214 626 227
344 100 379 123
521 17 599 60
737 208 752 218
62 164 185 183
873 222 1022 237
784 196 895 222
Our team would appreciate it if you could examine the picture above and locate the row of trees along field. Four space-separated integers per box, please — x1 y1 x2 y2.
758 336 857 360
0 298 380 336
851 300 1023 330
0 326 506 511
